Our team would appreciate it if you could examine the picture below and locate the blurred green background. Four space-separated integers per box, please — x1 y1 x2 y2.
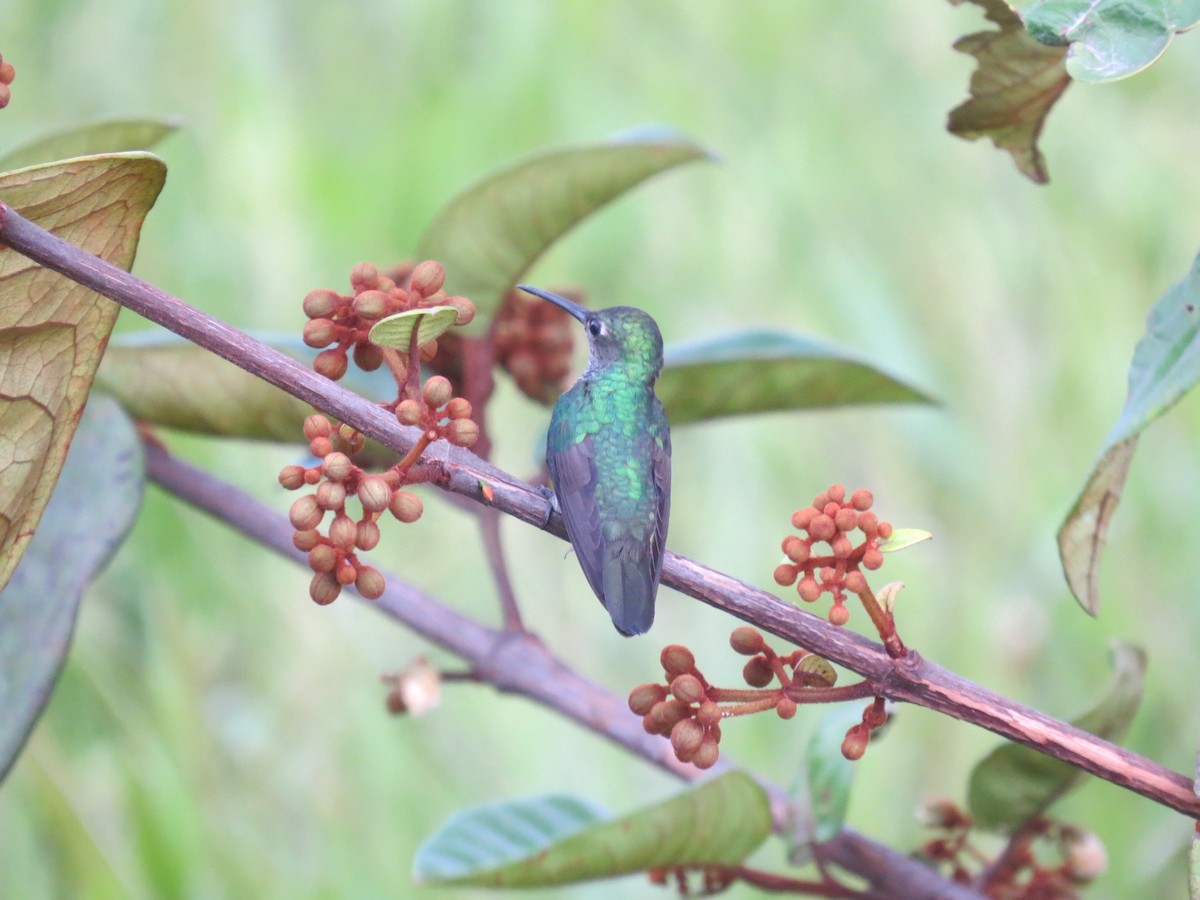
4 2 1200 898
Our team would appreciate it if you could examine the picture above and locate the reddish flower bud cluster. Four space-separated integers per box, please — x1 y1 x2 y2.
841 696 889 760
774 484 891 625
302 260 475 383
0 53 14 109
391 374 479 450
919 805 1107 892
490 287 578 404
629 629 845 768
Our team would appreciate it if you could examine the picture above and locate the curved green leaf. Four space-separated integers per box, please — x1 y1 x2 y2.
413 771 771 887
0 394 144 782
0 153 165 593
416 128 713 335
95 332 396 443
0 118 180 172
805 705 863 844
1058 250 1200 614
659 330 933 425
947 0 1070 184
878 528 933 553
1023 0 1200 83
367 305 459 350
967 642 1145 832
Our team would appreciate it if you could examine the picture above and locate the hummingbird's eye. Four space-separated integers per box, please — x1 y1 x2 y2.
588 317 603 337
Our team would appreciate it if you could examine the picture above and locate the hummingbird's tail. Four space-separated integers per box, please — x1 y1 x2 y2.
601 541 658 636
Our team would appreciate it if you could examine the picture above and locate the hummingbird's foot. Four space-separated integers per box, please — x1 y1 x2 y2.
536 484 559 526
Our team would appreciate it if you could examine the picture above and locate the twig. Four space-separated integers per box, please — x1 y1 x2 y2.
2 201 1197 820
142 439 981 900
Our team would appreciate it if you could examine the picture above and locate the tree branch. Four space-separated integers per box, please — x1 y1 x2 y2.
142 439 981 900
2 201 1197 821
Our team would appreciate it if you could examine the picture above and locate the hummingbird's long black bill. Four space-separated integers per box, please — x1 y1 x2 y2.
517 284 590 323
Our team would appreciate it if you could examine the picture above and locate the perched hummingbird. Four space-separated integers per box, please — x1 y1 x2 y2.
518 285 672 636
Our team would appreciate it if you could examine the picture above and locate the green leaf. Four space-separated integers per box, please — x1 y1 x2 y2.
367 305 459 350
0 153 165 593
96 332 396 443
0 118 180 172
804 705 863 844
1022 0 1200 83
947 0 1071 184
967 642 1145 832
0 394 144 782
878 528 933 553
413 771 771 887
416 128 713 335
1058 251 1200 614
658 329 933 426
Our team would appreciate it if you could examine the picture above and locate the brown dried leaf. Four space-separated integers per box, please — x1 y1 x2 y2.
947 0 1071 184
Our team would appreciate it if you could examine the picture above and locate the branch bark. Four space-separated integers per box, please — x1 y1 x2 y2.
2 200 1197 822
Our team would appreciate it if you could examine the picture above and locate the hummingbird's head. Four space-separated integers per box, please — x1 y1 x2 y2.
517 285 664 380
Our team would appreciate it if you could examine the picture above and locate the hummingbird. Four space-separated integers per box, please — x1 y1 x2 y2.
518 285 672 636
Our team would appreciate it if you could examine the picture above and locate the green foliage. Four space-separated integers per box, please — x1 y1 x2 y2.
1058 252 1200 614
413 772 771 887
659 330 932 425
0 395 143 780
967 643 1145 831
368 305 460 350
416 129 713 335
1023 0 1200 82
0 117 179 171
800 705 863 845
0 153 164 592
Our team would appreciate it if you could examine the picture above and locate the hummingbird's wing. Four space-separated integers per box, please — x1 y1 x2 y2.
648 424 671 590
546 432 608 604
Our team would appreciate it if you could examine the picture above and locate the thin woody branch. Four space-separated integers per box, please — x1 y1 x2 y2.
1 201 1197 820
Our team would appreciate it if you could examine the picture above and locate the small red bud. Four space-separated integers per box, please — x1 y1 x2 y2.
355 565 386 600
445 397 473 420
396 398 424 425
278 465 306 490
358 476 392 513
352 342 385 372
422 375 454 408
322 452 354 481
352 289 391 320
309 437 333 458
307 543 338 574
289 494 323 531
863 548 884 570
302 317 338 348
309 572 342 605
389 490 423 523
851 488 873 511
292 529 321 552
446 295 476 326
877 521 893 539
410 260 446 296
776 697 798 719
857 511 878 535
670 674 706 704
628 683 668 716
660 644 695 677
670 718 705 761
797 577 821 602
314 348 349 380
827 484 846 503
844 571 867 593
808 514 836 541
863 700 888 730
830 535 853 558
841 724 869 760
811 492 829 510
329 514 358 550
446 418 479 448
742 656 775 688
829 604 850 626
791 507 816 529
355 519 381 551
315 481 347 510
729 626 765 655
303 414 333 440
773 562 799 586
692 734 720 769
834 508 858 532
302 289 340 319
696 701 722 729
335 558 358 585
350 262 379 291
